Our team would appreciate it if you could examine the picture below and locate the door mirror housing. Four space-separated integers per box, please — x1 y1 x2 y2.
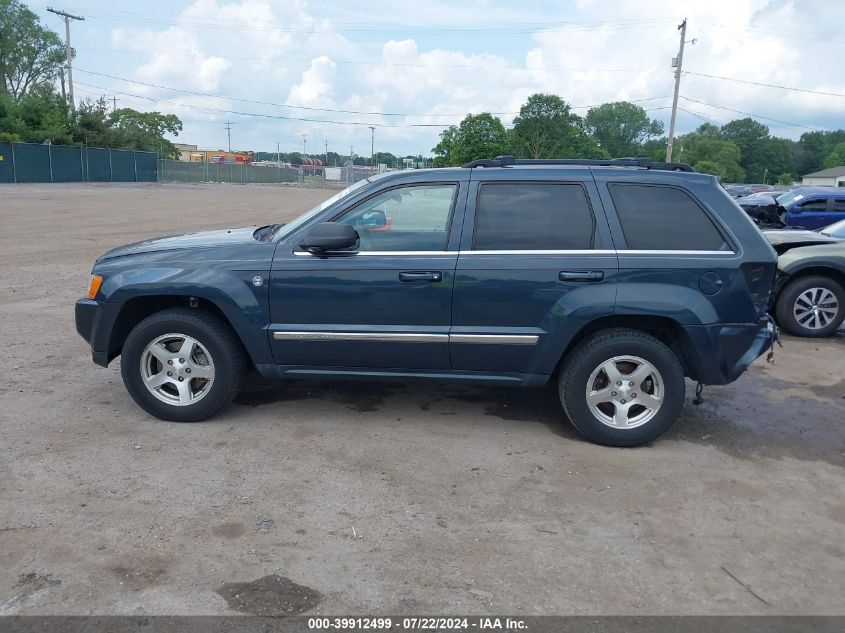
299 222 358 255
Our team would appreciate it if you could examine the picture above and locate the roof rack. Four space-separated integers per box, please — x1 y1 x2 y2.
461 155 695 172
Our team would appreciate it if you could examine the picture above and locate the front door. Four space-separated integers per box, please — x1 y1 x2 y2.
268 179 466 371
450 174 619 379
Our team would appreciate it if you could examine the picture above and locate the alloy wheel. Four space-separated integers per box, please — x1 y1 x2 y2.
139 333 215 406
585 355 664 429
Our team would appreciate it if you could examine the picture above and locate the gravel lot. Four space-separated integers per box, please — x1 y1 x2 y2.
0 182 843 616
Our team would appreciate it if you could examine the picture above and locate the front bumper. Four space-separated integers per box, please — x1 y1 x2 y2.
686 316 777 385
75 298 114 367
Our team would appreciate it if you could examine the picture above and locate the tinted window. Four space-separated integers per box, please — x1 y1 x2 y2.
608 184 730 251
833 199 845 212
473 183 594 250
336 184 456 251
798 199 829 211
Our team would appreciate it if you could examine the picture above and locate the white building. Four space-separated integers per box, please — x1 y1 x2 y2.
801 166 845 187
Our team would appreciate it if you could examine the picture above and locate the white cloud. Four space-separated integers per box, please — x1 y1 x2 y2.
104 0 845 154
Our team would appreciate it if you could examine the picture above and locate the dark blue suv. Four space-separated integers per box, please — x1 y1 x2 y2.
75 157 778 446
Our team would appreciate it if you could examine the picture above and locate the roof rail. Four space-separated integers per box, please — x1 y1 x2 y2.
461 155 695 172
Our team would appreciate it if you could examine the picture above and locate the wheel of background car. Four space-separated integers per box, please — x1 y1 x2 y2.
775 275 845 338
121 308 245 422
558 329 686 447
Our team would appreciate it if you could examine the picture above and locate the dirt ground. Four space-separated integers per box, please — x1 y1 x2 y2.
0 182 843 616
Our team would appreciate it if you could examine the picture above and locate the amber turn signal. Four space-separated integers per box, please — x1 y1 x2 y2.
87 275 103 299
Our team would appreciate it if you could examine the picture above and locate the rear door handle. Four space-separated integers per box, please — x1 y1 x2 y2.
559 270 604 282
399 271 442 283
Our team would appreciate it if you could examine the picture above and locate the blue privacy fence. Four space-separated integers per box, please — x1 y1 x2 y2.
0 141 157 183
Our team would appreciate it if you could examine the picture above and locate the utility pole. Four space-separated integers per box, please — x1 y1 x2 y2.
369 126 375 171
112 96 119 112
276 141 280 165
47 7 84 112
224 121 233 152
302 134 307 157
325 140 328 166
665 18 687 163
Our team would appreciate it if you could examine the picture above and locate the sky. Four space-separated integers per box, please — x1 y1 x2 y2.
27 0 845 158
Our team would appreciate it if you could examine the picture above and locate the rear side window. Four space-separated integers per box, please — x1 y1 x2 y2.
608 183 731 251
473 183 594 250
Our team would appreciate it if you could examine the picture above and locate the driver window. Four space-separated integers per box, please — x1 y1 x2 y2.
335 184 456 252
799 199 829 212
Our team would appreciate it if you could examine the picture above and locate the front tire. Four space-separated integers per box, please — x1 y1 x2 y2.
775 275 844 338
559 329 686 447
121 308 245 422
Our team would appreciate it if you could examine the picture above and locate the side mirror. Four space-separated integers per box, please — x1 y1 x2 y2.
299 222 358 255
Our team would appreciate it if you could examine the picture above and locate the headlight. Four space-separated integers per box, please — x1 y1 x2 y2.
87 275 103 299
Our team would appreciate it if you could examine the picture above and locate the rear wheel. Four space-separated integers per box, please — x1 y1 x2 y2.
559 329 686 447
121 308 245 422
775 275 844 338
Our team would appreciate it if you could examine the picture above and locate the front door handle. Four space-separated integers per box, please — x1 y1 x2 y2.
399 271 442 283
559 270 604 282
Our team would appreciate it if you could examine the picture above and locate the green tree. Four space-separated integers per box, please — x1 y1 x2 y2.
821 141 845 169
674 125 744 182
509 93 602 159
777 172 795 185
71 97 115 147
584 101 664 157
719 118 793 183
432 113 509 166
794 130 845 175
0 83 70 143
0 0 66 101
110 108 182 157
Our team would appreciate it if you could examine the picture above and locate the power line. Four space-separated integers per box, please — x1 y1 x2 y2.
75 68 666 117
73 48 644 74
81 11 676 35
683 71 845 98
72 80 453 127
679 96 827 131
74 69 670 120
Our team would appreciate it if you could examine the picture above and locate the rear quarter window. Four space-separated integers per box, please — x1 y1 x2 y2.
608 183 731 251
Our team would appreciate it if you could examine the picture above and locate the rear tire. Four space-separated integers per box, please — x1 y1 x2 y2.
775 275 844 338
559 328 686 447
121 308 245 422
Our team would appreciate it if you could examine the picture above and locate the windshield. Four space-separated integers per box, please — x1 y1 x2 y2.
820 218 845 238
273 174 388 240
776 191 803 206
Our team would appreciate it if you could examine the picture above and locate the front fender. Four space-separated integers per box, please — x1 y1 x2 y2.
100 266 273 365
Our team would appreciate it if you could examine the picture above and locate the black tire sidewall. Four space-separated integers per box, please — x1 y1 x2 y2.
775 275 845 338
560 332 686 447
121 310 243 422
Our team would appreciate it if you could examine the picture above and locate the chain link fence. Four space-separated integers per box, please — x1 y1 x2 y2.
0 141 157 183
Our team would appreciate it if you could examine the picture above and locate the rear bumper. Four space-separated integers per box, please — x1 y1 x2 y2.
75 298 115 367
686 316 776 385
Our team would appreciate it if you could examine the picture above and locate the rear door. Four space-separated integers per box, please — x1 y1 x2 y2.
268 177 467 370
450 169 619 379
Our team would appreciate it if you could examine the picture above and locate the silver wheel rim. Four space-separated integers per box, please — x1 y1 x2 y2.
140 333 215 407
585 355 664 430
793 287 839 330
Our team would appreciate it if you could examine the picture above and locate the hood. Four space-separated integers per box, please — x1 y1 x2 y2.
98 226 264 262
778 240 845 268
763 229 841 254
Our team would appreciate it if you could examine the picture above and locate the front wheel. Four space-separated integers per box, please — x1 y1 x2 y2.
559 329 686 447
121 308 245 422
775 275 844 338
